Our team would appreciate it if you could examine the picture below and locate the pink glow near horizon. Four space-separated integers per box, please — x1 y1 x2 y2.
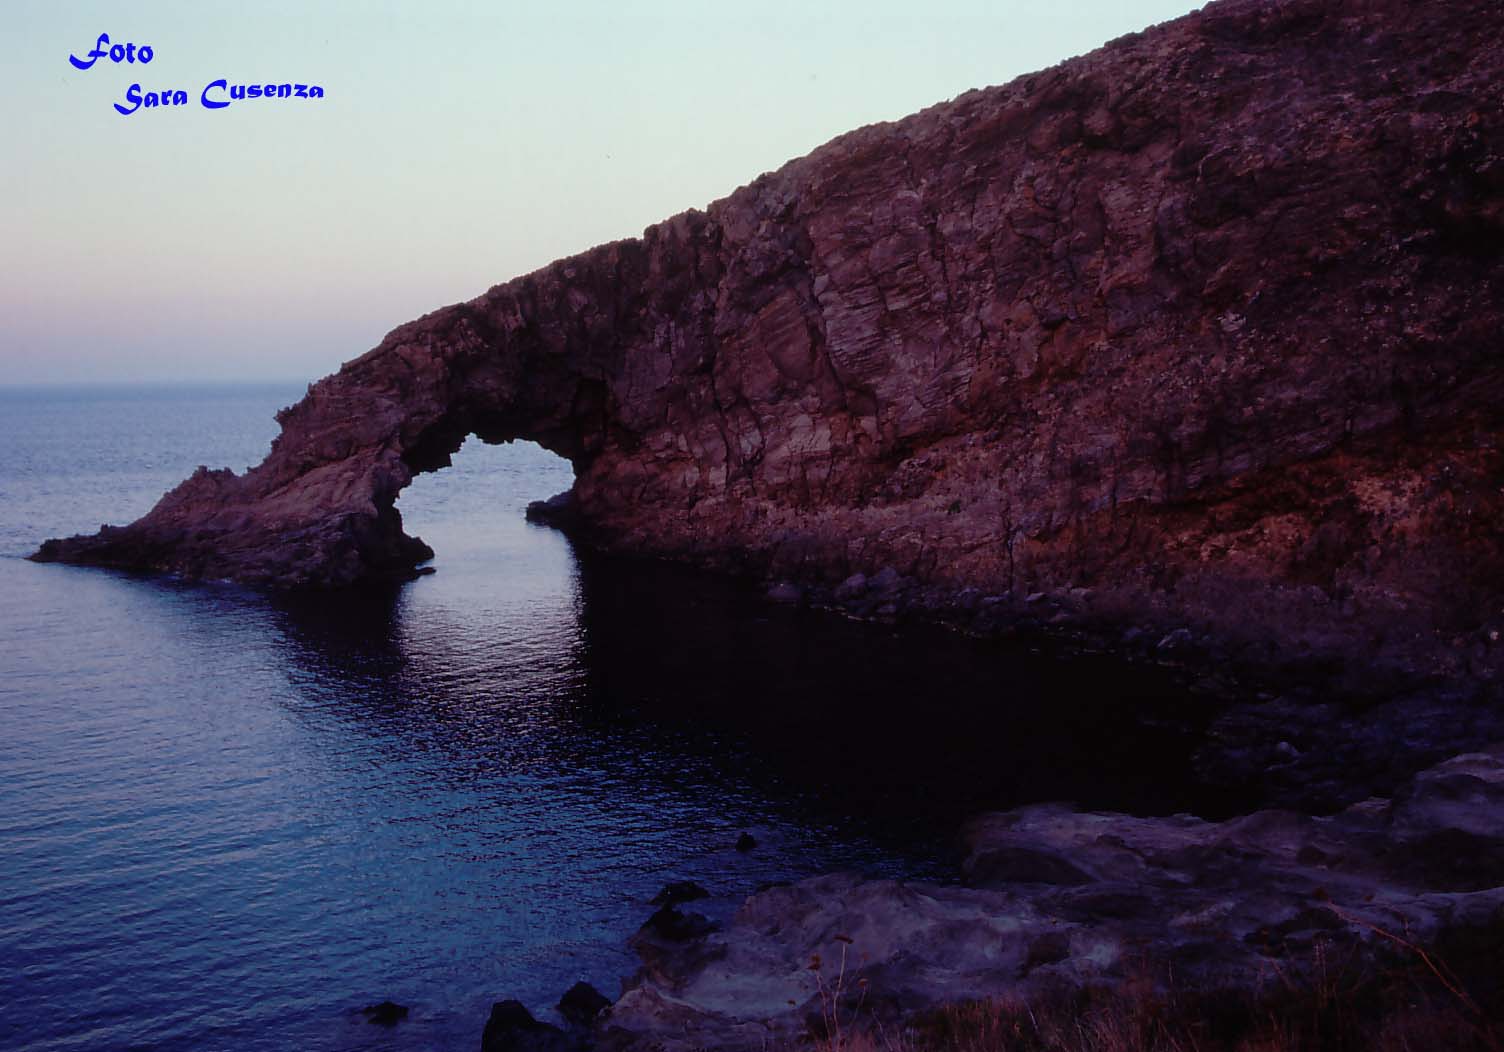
3 0 1200 385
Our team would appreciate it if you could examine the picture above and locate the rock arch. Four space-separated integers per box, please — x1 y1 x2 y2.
34 0 1504 682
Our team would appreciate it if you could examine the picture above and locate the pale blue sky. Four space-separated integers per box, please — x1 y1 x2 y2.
3 1 1199 385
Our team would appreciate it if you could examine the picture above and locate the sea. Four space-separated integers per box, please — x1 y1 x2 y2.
0 384 1249 1052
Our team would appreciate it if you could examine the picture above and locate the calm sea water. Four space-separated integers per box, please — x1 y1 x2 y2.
0 385 1246 1052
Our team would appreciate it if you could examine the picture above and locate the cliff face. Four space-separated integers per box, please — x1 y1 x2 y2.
35 0 1503 681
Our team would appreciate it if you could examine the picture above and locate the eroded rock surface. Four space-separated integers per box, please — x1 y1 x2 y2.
603 746 1504 1050
33 0 1504 681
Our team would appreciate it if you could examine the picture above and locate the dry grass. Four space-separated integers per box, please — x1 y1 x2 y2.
802 920 1504 1052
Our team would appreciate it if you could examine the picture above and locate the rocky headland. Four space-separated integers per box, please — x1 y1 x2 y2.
32 0 1504 1043
33 0 1503 690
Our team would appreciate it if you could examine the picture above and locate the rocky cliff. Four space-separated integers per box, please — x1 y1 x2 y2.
35 0 1504 682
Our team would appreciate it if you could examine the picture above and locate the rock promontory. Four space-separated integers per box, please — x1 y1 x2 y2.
34 0 1504 682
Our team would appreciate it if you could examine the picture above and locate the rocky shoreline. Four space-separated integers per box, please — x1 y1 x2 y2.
781 572 1504 812
470 744 1504 1051
532 499 1504 813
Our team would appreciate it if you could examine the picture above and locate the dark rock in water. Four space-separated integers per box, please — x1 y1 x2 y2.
635 906 717 944
525 490 580 530
648 880 710 907
481 1000 576 1052
33 0 1504 693
628 906 724 989
358 1000 408 1026
734 832 756 852
557 982 611 1027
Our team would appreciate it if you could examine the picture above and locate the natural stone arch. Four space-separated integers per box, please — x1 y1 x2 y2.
34 0 1504 686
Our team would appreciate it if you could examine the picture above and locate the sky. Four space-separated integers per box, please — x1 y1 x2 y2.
2 1 1201 386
